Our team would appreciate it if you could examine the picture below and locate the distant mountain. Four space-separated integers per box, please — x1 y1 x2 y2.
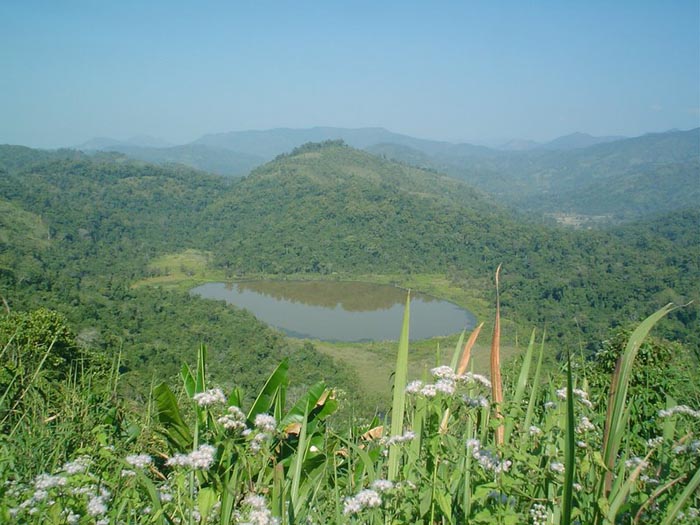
372 128 700 222
193 126 493 160
498 139 541 151
99 144 264 177
76 135 173 150
537 132 626 150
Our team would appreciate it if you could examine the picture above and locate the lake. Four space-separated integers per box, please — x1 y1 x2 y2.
190 280 476 342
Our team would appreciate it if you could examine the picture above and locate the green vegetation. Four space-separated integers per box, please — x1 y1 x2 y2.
1 301 697 523
369 128 700 223
0 137 698 522
0 142 698 395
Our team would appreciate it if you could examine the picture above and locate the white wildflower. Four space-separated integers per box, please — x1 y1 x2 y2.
658 405 700 419
192 388 226 407
557 388 593 408
254 413 277 433
125 454 152 468
576 416 595 434
121 469 136 477
34 473 66 490
467 440 511 473
530 503 547 525
371 479 394 493
249 432 270 453
62 456 91 475
647 436 664 448
87 495 108 516
463 395 489 408
166 444 216 470
420 384 437 398
529 425 543 436
405 380 423 394
435 379 456 395
544 401 557 410
550 462 565 474
383 430 416 447
218 405 247 432
241 493 279 525
344 489 382 515
430 365 456 380
459 372 492 389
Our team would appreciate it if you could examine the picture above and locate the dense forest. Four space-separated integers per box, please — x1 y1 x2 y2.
1 141 698 379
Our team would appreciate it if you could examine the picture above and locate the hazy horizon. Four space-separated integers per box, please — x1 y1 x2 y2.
2 1 698 149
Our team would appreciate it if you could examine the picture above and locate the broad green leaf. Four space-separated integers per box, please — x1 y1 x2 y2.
248 359 289 421
153 382 192 452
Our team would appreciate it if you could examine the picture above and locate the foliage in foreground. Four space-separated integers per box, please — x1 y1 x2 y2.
1 300 699 524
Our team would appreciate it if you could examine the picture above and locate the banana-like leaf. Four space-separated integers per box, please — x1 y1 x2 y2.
154 382 192 452
248 359 289 421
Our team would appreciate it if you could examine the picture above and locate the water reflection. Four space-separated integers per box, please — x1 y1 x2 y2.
192 281 475 342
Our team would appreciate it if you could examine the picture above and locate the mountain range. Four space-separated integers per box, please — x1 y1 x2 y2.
71 126 700 224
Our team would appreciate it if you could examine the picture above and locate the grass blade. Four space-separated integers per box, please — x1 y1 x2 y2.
600 304 676 497
449 329 466 371
388 291 411 481
505 328 536 444
522 329 546 444
562 347 576 525
660 466 700 525
491 264 504 446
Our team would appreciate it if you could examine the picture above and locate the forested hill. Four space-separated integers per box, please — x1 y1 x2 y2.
201 141 699 348
368 128 700 222
0 142 698 366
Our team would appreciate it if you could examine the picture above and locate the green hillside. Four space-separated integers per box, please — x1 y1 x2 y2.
200 141 699 348
0 141 697 385
369 128 700 222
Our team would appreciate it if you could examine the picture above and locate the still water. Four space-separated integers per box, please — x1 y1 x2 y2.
190 281 476 342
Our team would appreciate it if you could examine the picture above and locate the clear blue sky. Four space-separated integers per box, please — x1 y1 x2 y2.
1 0 698 148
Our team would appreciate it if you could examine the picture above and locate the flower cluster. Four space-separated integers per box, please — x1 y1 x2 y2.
556 387 593 408
382 430 416 448
192 388 226 407
658 405 700 419
549 462 565 474
406 369 492 399
370 479 394 493
576 416 596 434
530 502 548 525
62 456 91 475
343 489 382 515
217 405 248 432
125 454 153 469
254 413 277 433
239 493 279 525
466 439 512 474
166 444 217 470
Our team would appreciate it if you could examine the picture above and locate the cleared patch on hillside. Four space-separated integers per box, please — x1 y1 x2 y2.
133 249 225 289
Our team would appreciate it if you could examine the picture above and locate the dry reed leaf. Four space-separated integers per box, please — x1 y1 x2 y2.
361 425 384 441
457 322 484 375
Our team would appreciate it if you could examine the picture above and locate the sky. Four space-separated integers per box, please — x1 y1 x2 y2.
1 1 698 148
